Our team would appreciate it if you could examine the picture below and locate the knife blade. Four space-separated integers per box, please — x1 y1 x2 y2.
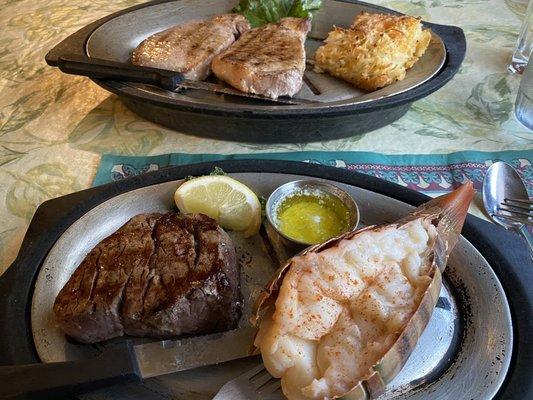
56 54 316 105
0 326 256 398
173 80 316 105
134 326 257 378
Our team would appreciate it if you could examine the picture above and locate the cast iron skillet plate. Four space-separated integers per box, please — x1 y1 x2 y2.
31 171 512 400
45 0 466 142
0 161 530 400
85 0 446 107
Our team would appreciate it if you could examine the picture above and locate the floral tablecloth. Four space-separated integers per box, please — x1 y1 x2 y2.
0 0 532 275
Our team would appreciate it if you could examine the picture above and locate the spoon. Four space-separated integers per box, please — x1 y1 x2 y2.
482 161 533 259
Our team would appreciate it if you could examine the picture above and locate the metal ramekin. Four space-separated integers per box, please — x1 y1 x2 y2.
266 180 360 248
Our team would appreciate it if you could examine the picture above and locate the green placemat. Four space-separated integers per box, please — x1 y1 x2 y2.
94 150 533 195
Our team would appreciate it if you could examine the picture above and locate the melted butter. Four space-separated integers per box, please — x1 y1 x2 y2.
275 192 351 244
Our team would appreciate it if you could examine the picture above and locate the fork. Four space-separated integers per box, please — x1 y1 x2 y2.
493 197 533 227
212 363 282 400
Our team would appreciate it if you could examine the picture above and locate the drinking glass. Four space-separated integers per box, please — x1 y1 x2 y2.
509 0 533 74
515 57 533 130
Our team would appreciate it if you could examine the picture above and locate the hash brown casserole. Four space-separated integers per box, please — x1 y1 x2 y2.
315 12 432 91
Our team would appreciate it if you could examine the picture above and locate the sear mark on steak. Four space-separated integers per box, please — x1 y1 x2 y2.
211 17 311 99
131 14 250 81
54 213 241 343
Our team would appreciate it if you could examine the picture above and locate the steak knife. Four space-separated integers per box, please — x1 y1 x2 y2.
0 326 256 399
56 54 314 105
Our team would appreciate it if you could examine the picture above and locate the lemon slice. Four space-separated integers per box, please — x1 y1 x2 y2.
174 175 262 237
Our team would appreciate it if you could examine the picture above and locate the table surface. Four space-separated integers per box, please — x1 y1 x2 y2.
0 0 531 275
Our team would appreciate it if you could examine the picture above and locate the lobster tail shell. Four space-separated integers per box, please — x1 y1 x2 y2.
252 183 475 400
398 181 474 272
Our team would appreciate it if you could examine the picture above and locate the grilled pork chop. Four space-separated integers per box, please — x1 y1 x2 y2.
131 14 250 80
54 213 240 343
212 17 311 98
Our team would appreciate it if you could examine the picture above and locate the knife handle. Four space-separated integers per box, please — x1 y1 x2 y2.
57 54 184 90
0 341 141 399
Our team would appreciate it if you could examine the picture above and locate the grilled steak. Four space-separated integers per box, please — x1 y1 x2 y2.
211 17 311 98
131 14 250 80
54 213 240 343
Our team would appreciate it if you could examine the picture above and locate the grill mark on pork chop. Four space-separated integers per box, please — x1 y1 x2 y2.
184 28 217 60
131 14 250 81
219 27 290 65
218 28 264 62
211 17 311 98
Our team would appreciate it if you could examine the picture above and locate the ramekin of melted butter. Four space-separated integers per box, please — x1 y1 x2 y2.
266 180 359 246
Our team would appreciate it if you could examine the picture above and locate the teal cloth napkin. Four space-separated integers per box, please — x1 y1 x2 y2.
94 150 533 195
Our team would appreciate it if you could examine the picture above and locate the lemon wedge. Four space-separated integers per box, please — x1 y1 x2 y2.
174 175 262 237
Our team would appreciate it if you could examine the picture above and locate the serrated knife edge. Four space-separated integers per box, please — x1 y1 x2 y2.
175 80 319 105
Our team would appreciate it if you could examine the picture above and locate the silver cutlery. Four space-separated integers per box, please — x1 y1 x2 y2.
0 326 256 398
56 54 315 105
213 363 281 400
482 161 533 259
494 197 533 226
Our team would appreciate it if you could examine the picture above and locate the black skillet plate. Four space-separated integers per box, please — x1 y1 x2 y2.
45 0 466 143
0 161 530 399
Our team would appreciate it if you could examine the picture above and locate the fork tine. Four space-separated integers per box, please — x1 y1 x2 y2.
502 200 533 211
257 379 282 396
501 204 533 213
497 206 533 219
493 212 533 227
212 363 282 400
250 369 275 390
504 197 533 205
242 363 268 380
